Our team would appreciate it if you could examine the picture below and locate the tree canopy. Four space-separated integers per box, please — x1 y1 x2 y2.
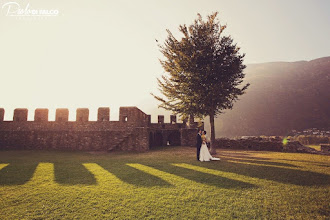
153 12 249 153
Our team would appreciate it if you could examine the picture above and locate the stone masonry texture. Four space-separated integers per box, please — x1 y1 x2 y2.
0 107 202 151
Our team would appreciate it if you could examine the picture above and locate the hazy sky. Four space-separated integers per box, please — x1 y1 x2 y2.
0 0 329 121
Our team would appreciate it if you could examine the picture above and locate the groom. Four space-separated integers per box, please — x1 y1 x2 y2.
196 129 202 160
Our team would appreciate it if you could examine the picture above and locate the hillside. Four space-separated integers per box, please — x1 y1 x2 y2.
205 56 330 137
148 57 330 137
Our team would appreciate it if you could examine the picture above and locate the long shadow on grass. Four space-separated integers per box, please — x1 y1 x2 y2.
220 154 267 160
221 156 298 168
0 162 38 185
144 162 256 189
204 159 330 186
54 162 97 185
276 158 330 166
221 153 329 167
97 162 171 187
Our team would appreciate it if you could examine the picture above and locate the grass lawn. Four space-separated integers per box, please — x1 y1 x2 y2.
0 147 329 219
306 145 322 151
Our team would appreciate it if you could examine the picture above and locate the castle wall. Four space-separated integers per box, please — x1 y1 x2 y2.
119 107 150 126
13 108 28 122
0 107 200 151
181 128 199 146
76 108 89 122
97 107 110 121
55 109 69 122
0 129 146 151
158 115 164 124
35 109 49 122
170 115 177 124
0 108 4 122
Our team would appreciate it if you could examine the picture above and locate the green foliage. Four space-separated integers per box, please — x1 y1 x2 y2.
152 12 249 153
0 148 329 219
153 12 249 118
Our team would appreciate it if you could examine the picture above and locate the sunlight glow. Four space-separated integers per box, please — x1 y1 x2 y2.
282 138 289 146
1 1 329 122
0 164 9 170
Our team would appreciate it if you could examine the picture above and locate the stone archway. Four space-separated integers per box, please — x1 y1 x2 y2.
149 132 154 148
167 131 181 146
154 132 163 147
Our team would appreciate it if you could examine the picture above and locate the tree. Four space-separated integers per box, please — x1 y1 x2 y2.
152 12 249 154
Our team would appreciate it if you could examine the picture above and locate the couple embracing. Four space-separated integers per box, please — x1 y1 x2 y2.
196 129 220 162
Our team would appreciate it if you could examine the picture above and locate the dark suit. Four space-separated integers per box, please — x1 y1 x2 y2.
196 133 202 160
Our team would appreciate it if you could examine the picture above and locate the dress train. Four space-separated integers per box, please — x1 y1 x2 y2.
199 143 220 161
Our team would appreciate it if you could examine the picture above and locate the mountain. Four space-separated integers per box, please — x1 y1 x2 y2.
205 56 330 137
147 56 330 137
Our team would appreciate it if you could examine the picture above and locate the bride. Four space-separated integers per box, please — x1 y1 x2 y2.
199 131 220 162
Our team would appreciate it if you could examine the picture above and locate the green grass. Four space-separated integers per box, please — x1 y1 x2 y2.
0 147 329 219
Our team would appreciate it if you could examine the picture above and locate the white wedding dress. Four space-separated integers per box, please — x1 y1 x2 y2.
199 135 220 162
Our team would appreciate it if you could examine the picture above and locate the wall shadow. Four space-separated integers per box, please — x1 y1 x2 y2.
145 163 256 189
54 162 97 185
97 162 172 188
204 159 330 186
0 162 38 185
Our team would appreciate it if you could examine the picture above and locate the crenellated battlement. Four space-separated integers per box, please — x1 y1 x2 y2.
35 108 49 122
0 107 181 124
0 107 202 151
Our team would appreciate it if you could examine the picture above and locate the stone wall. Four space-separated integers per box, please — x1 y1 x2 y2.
320 144 330 153
76 108 89 122
55 108 69 122
13 108 28 122
181 129 199 147
35 109 49 122
214 138 324 154
0 107 201 151
97 107 110 121
0 122 140 151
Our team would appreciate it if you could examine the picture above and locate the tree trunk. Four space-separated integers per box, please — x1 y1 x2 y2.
209 113 217 155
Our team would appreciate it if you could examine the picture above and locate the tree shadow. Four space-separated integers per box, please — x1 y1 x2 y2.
203 159 330 186
97 162 172 188
0 162 38 185
222 153 329 168
220 154 272 161
145 162 256 189
276 158 330 166
54 162 97 185
223 156 299 168
220 153 263 158
317 164 330 168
